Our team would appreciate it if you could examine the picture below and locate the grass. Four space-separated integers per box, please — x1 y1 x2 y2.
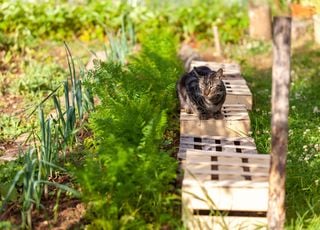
286 43 320 227
238 39 320 229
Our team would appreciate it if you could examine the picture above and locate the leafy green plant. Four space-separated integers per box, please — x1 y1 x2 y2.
76 28 183 228
0 221 12 229
127 0 248 44
1 0 249 50
0 158 23 205
0 115 27 143
0 1 123 43
16 61 66 96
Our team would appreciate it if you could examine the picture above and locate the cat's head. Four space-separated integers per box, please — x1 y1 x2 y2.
196 68 224 97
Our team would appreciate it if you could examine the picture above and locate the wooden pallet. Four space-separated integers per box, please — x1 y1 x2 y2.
190 60 242 79
178 135 257 160
223 79 252 110
182 149 270 229
180 104 250 138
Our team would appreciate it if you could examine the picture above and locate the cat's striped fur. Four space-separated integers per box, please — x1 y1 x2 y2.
177 66 226 120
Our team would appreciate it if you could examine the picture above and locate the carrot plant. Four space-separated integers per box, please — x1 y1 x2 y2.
75 28 183 229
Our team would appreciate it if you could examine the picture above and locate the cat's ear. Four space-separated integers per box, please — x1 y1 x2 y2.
215 68 224 80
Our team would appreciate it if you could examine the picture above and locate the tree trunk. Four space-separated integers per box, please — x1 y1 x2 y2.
268 16 292 230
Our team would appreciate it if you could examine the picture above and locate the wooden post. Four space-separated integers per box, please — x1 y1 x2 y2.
268 16 292 230
212 26 222 57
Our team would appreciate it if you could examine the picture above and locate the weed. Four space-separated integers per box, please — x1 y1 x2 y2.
16 61 66 97
0 115 27 143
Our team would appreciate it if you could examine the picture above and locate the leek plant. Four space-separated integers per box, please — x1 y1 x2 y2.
1 44 93 228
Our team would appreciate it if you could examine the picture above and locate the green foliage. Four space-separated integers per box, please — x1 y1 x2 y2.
0 158 23 204
130 0 248 44
0 115 25 143
0 31 13 51
0 1 118 41
285 47 320 227
0 221 12 229
242 65 272 154
1 148 79 229
0 0 248 48
76 28 183 228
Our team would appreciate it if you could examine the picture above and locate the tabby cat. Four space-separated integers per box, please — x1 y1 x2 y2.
177 66 226 120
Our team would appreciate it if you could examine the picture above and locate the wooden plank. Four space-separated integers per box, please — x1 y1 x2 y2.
183 179 269 188
185 170 269 177
225 95 252 111
224 82 249 88
182 182 269 211
178 135 258 159
180 105 250 138
185 149 270 159
182 149 270 211
185 161 270 169
190 60 241 72
180 142 257 150
181 136 256 144
223 80 253 110
184 149 270 182
190 60 243 79
223 79 248 84
183 215 267 230
180 140 257 149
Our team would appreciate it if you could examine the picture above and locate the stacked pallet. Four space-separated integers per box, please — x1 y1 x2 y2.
180 61 270 229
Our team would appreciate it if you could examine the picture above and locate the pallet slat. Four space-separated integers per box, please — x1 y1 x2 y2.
190 60 242 78
182 183 269 211
183 215 267 230
223 80 252 110
178 135 258 159
180 105 251 141
186 149 269 159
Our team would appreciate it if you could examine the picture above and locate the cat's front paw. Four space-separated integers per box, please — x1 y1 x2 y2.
185 108 193 114
213 112 224 120
199 112 210 120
